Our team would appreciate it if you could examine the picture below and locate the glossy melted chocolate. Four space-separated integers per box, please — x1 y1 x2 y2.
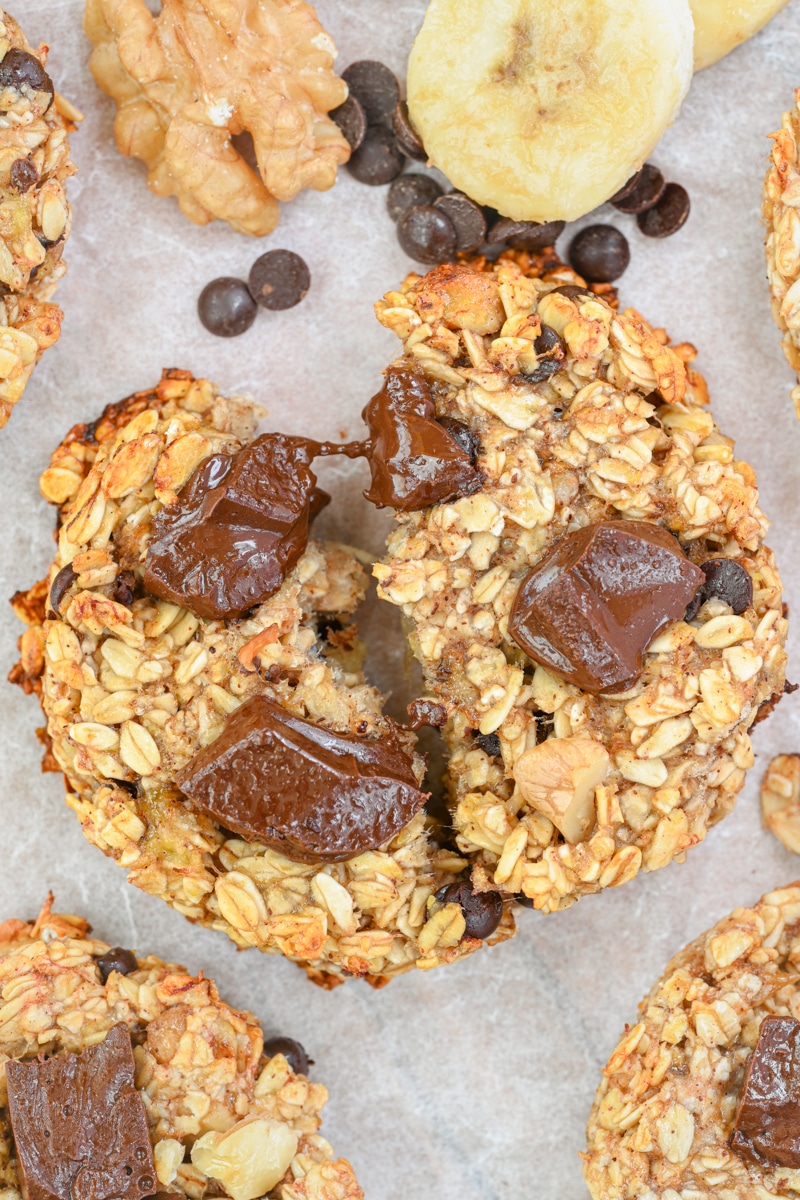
508 520 704 694
176 695 429 863
731 1016 800 1168
6 1023 156 1200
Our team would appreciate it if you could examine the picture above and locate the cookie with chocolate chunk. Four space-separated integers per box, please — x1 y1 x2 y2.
11 369 514 986
0 900 363 1200
372 255 787 913
584 884 800 1198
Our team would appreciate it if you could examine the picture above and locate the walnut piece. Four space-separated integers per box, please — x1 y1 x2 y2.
513 737 611 843
762 753 800 854
84 0 351 236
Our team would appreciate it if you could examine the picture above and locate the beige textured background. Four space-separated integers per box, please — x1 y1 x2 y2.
3 2 800 1196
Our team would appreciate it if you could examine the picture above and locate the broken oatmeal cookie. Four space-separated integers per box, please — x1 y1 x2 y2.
12 369 514 985
371 254 788 914
84 0 350 236
0 897 363 1200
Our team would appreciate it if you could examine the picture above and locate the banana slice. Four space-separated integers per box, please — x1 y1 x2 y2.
691 0 790 71
407 0 694 223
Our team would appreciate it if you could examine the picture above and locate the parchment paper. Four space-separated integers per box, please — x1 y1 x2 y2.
4 3 800 1196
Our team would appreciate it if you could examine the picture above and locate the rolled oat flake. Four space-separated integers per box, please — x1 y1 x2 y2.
248 249 311 311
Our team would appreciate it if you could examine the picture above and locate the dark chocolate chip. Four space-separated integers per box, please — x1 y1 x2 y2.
341 60 399 127
516 894 535 908
610 170 643 204
248 250 310 311
263 1036 311 1076
611 163 666 214
474 731 501 757
49 563 76 614
96 947 139 983
507 221 566 251
433 193 487 253
0 49 53 105
435 879 504 940
486 217 530 245
436 415 481 465
387 173 443 222
112 569 137 609
517 325 566 384
403 698 447 729
548 284 597 301
637 183 691 238
197 277 257 337
10 157 38 193
397 204 458 264
685 557 753 621
329 94 367 151
392 100 426 161
568 224 630 282
346 125 405 185
732 1016 800 1167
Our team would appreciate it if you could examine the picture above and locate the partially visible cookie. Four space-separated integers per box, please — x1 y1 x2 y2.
762 753 800 854
764 90 800 418
0 896 363 1200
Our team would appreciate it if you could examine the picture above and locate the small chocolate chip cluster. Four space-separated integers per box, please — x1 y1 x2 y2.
198 249 311 337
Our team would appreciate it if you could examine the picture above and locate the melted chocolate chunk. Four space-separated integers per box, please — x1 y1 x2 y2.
10 157 38 192
435 879 504 940
402 698 447 730
96 947 138 983
685 557 754 621
516 325 566 384
6 1024 156 1200
263 1036 311 1076
362 368 482 510
436 415 480 465
111 569 137 608
508 520 704 694
731 1016 800 1168
144 435 319 621
176 696 429 863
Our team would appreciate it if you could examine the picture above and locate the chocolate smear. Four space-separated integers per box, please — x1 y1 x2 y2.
362 367 481 510
508 520 704 694
6 1023 156 1200
176 695 429 863
732 1016 800 1168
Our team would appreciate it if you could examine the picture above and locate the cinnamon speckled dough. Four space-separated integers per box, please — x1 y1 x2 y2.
373 254 788 913
0 899 363 1200
11 369 515 987
583 883 800 1199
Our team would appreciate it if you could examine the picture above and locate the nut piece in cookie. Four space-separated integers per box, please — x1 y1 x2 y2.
84 0 350 235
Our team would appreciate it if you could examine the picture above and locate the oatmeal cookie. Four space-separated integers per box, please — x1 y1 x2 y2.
372 255 787 913
764 89 800 418
0 10 79 427
583 883 800 1199
0 896 363 1200
12 369 515 985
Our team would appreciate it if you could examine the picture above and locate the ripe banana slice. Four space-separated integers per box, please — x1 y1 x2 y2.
691 0 790 71
407 0 694 223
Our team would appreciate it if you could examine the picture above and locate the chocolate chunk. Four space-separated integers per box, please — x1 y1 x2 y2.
637 183 691 238
48 563 76 615
611 163 666 214
112 569 137 608
96 947 139 983
397 204 458 264
10 157 38 193
6 1023 156 1200
362 367 482 510
248 250 310 311
685 557 754 621
433 193 487 253
436 415 481 465
341 60 399 127
0 49 53 107
198 277 257 337
144 434 319 620
176 695 428 863
568 225 630 283
508 520 704 694
516 325 566 384
474 731 501 757
387 174 443 222
263 1036 311 1076
329 94 366 151
732 1016 800 1168
346 125 404 185
392 100 427 161
403 698 447 730
435 879 504 940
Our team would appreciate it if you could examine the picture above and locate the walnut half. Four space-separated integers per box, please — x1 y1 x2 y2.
513 736 611 843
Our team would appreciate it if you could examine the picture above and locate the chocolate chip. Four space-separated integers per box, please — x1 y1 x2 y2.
176 695 429 863
112 569 136 608
435 879 504 940
611 163 666 214
516 894 535 909
96 947 138 983
507 221 566 251
341 60 399 127
474 731 501 757
0 49 53 107
10 157 38 192
397 204 457 264
568 225 630 282
329 94 366 151
637 183 691 238
346 125 404 185
436 415 481 465
433 193 487 253
517 325 566 384
263 1036 311 1076
6 1024 156 1200
732 1016 800 1167
248 250 310 311
548 284 597 302
508 521 704 694
387 173 443 222
197 277 257 337
49 563 76 614
392 100 427 161
403 698 447 730
685 557 754 621
610 170 643 204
